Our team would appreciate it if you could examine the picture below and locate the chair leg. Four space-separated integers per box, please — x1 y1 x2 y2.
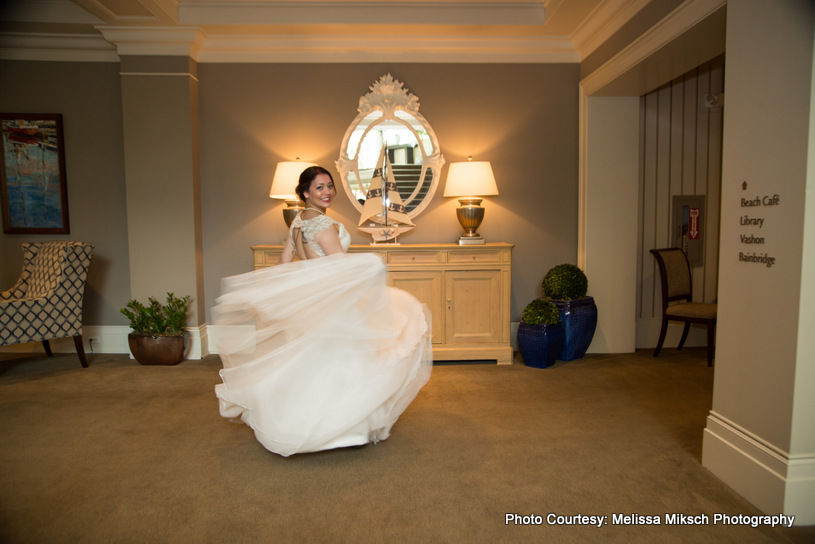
707 324 715 367
654 318 669 357
42 340 53 357
73 335 89 368
677 323 691 351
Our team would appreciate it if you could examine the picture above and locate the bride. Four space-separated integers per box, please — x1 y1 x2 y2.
214 166 432 457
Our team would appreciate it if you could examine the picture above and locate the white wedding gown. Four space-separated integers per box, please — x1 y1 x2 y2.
213 214 432 456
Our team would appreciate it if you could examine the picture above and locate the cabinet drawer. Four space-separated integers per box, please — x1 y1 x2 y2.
388 252 443 264
448 250 504 264
254 251 281 267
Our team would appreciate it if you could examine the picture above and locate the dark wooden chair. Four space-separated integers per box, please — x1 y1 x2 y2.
650 248 717 366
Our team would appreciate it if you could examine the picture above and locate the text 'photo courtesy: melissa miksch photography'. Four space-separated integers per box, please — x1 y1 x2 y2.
505 513 797 528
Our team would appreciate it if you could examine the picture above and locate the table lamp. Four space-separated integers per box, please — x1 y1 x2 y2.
443 158 499 245
269 160 318 227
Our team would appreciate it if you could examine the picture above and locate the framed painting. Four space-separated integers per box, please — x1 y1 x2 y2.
0 113 69 234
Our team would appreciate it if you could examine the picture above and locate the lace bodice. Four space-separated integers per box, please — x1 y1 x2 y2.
289 213 351 257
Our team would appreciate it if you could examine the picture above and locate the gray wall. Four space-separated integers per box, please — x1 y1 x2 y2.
1 60 580 327
0 60 130 326
199 63 580 322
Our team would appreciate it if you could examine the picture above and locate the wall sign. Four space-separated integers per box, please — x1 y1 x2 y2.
672 195 705 266
738 181 777 268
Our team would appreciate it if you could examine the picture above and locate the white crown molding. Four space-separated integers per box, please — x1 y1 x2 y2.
95 25 205 57
0 32 118 62
197 34 578 63
178 1 547 26
580 0 726 96
571 0 651 61
0 1 592 63
0 27 578 63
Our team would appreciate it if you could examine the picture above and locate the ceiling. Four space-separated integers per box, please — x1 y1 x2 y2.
0 0 653 63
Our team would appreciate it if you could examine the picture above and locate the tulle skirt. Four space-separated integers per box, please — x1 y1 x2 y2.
213 253 432 457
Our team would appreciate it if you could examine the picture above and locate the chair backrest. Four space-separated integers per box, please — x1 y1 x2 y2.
650 248 692 307
1 242 51 299
20 241 94 299
26 243 66 298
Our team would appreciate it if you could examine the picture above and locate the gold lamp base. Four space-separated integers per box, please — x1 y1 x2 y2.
282 200 304 228
455 197 486 245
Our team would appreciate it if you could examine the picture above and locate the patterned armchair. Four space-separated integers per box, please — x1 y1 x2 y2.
0 241 94 367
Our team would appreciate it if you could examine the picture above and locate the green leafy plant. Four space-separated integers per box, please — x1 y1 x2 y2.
521 298 561 326
542 264 588 300
121 292 191 336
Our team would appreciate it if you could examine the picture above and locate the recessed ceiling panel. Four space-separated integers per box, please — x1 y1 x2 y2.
98 0 155 18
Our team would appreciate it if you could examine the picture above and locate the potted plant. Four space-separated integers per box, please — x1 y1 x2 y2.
542 264 597 361
517 298 564 368
121 292 191 365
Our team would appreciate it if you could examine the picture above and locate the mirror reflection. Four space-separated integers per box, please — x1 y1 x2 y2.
347 112 434 212
337 75 444 220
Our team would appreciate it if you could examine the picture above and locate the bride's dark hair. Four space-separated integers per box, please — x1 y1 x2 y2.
296 166 334 202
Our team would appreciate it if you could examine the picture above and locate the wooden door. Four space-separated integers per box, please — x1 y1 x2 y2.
388 271 444 344
444 270 501 344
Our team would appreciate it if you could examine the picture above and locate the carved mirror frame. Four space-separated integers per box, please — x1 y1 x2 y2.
336 74 445 219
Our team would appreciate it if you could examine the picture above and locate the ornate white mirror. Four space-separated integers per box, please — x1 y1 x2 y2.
336 74 444 241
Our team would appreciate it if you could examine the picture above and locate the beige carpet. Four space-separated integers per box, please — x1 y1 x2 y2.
1 348 812 543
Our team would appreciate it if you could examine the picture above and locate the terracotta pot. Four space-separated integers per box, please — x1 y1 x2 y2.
128 333 185 365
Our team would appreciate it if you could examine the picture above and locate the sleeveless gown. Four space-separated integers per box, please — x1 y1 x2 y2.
213 213 433 456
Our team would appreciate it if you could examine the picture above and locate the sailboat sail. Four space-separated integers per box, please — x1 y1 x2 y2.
358 146 414 227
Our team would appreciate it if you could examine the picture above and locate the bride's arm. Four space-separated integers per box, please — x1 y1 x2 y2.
280 235 295 263
316 225 345 255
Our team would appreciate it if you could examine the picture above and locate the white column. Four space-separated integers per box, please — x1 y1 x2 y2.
119 54 206 357
579 91 640 353
702 0 815 522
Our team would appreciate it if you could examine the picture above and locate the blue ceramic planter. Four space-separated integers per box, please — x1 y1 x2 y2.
552 296 597 361
517 322 564 369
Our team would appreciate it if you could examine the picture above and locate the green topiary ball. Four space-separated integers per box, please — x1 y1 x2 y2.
521 298 561 325
542 264 588 300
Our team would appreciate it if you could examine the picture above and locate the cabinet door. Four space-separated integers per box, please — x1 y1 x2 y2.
445 270 501 344
388 271 444 344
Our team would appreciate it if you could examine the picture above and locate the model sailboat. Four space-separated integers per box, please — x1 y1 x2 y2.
358 145 414 243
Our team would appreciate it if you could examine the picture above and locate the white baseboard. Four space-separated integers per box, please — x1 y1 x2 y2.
86 325 131 354
0 325 210 360
703 411 815 524
185 324 210 359
0 321 708 361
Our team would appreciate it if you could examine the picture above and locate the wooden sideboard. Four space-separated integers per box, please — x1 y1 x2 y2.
251 243 514 364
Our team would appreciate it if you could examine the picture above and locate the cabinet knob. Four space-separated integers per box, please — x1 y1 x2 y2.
447 297 452 310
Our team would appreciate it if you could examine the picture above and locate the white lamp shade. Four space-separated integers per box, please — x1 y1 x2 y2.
269 161 318 200
443 161 499 197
